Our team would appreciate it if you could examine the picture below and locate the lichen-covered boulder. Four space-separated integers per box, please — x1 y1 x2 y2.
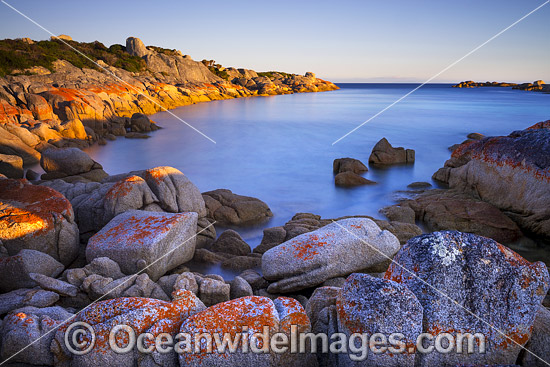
178 296 313 367
51 292 206 367
385 231 549 365
1 306 74 365
0 249 64 292
86 210 198 281
262 218 400 293
0 179 80 265
337 273 423 367
434 122 550 239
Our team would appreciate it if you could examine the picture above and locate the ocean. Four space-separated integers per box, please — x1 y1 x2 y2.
85 83 550 275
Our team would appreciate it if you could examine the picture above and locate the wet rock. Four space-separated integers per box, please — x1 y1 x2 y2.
0 179 79 265
380 205 416 224
402 189 523 243
40 147 98 176
337 274 423 366
0 249 64 292
202 188 272 225
51 293 205 367
385 231 549 365
179 296 312 367
130 113 157 132
0 288 59 315
407 181 432 189
124 132 150 139
0 153 23 178
198 277 230 306
254 226 286 254
209 229 251 256
86 210 198 281
369 137 415 165
238 269 269 291
221 255 262 271
333 157 368 174
262 218 400 293
230 276 253 299
334 171 376 186
29 273 78 297
0 306 74 365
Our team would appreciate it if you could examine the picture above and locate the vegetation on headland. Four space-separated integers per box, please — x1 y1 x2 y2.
0 38 146 76
257 71 295 79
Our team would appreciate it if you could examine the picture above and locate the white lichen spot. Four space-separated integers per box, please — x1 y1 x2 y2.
426 233 460 266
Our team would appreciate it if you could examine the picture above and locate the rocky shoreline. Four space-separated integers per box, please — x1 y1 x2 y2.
0 116 549 366
0 36 339 172
453 79 549 92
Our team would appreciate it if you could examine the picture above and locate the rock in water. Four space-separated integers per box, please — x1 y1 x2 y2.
202 188 272 225
40 147 97 176
369 137 415 165
333 157 368 174
262 218 400 293
337 273 423 366
385 231 549 365
334 171 376 186
435 122 550 239
86 210 198 281
0 179 79 265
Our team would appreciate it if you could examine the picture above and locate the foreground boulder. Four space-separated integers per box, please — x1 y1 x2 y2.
0 249 64 292
262 218 400 293
86 210 198 280
179 296 313 367
369 137 415 165
40 147 107 182
1 306 74 365
0 179 79 265
202 189 272 225
51 292 206 367
385 231 549 365
337 273 423 366
433 122 550 239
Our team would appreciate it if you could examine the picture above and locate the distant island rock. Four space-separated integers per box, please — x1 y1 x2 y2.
453 79 548 92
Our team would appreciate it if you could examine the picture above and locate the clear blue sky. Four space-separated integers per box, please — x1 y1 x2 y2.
1 0 548 83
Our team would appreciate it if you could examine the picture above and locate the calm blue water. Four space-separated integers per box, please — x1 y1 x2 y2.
86 83 550 256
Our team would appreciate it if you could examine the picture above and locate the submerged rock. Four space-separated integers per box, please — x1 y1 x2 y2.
262 218 400 293
385 231 549 365
0 179 80 265
334 171 376 186
86 210 198 281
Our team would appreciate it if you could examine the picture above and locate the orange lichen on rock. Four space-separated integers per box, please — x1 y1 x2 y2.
105 175 144 200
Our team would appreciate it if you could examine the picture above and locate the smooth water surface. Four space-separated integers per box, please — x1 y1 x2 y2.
85 83 550 274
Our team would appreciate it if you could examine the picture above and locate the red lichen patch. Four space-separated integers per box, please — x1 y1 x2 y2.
527 120 550 130
105 175 144 200
0 179 73 239
278 232 333 261
88 212 191 250
274 297 310 334
87 83 142 97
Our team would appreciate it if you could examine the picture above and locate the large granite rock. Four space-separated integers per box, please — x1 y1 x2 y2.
209 229 251 256
520 306 550 366
0 179 80 265
262 218 400 293
0 249 64 292
0 153 23 178
1 306 74 366
86 210 198 281
385 231 549 365
202 189 272 225
178 296 313 367
400 189 523 243
333 157 368 174
337 273 423 366
0 126 40 165
0 288 60 315
126 37 151 57
51 292 206 367
40 147 98 176
433 122 550 239
369 138 415 165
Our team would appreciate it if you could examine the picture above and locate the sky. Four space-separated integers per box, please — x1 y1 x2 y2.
0 0 548 83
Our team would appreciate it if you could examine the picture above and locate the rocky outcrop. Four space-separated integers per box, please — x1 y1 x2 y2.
369 138 415 165
86 210 198 281
262 218 400 293
0 179 80 265
433 122 550 239
385 231 549 365
202 188 272 225
453 80 549 92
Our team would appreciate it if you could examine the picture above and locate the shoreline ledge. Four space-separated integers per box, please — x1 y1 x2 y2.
453 79 548 92
0 36 338 170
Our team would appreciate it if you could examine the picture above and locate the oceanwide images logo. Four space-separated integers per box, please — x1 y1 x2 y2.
64 322 486 361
